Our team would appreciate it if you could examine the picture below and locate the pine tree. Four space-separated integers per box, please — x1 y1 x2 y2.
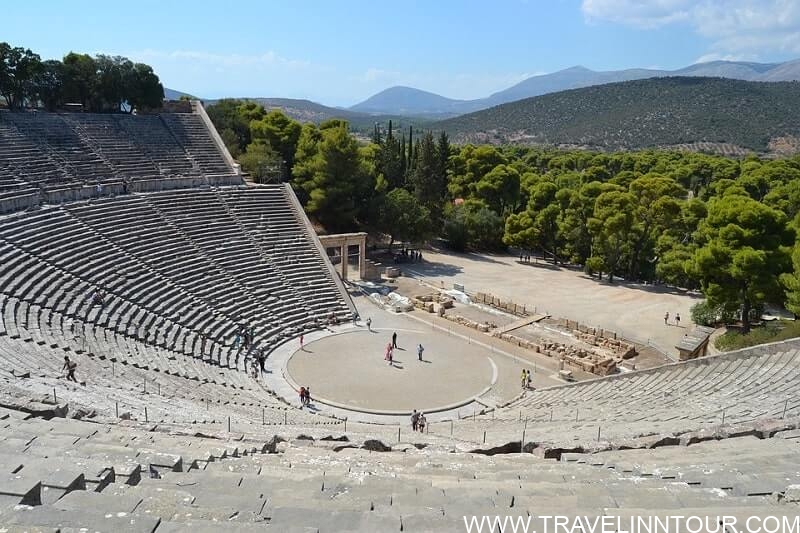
399 133 406 179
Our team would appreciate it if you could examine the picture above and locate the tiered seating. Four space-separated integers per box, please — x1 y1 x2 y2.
0 408 798 531
160 113 232 175
446 341 800 447
0 186 353 373
0 110 235 192
219 187 352 319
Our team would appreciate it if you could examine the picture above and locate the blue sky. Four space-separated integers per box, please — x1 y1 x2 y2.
4 0 800 106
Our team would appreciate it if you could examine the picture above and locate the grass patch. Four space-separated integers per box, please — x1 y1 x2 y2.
715 320 800 352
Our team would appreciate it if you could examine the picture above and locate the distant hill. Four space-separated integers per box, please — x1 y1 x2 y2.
435 77 800 154
201 96 432 134
349 86 473 117
163 88 195 100
350 59 800 116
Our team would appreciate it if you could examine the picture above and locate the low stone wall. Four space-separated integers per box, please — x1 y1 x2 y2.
442 313 496 333
473 292 528 316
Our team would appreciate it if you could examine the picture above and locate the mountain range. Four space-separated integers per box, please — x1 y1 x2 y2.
349 59 800 117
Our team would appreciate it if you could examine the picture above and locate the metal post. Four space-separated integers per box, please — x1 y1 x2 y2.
721 410 725 426
473 408 475 421
158 383 160 396
483 431 486 444
262 408 265 425
284 411 287 425
521 430 526 453
53 388 57 404
450 420 453 436
783 399 789 419
143 379 146 394
112 362 115 377
115 401 119 418
206 398 209 410
144 407 148 422
575 409 579 422
597 426 601 442
550 409 553 422
228 416 231 432
397 427 401 443
344 418 347 432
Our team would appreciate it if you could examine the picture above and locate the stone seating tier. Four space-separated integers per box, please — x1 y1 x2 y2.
0 407 798 531
0 111 236 193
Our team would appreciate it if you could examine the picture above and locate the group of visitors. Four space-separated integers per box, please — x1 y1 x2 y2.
299 385 312 407
392 248 423 264
663 312 681 327
382 330 427 366
521 368 533 389
233 324 255 349
519 253 534 263
89 289 107 307
410 409 427 432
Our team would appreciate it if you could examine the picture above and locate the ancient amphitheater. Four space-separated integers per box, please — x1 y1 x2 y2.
0 103 799 532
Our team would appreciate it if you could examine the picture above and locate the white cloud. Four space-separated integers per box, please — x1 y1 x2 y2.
581 0 800 58
581 0 692 29
121 49 312 70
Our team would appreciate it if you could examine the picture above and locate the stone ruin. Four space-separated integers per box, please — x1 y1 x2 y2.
492 331 618 375
412 293 455 315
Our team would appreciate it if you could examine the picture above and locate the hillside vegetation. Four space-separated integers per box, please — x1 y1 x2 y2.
437 77 800 153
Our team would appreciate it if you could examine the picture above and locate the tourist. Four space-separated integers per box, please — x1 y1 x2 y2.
300 334 304 350
63 356 78 382
664 312 669 325
353 312 359 326
299 386 306 407
392 332 398 349
305 386 312 406
526 369 532 389
366 317 372 331
233 332 241 349
418 412 426 433
521 369 527 389
417 343 424 361
675 313 681 327
257 350 266 374
411 409 419 431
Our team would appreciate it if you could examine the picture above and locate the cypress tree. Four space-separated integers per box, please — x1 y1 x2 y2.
399 133 406 178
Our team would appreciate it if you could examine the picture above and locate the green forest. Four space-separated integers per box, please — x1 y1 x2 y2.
437 77 800 153
209 99 800 333
0 41 163 112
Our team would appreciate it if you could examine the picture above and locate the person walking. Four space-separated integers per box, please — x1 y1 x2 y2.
675 313 681 327
521 369 527 389
300 334 304 351
526 369 532 389
366 317 372 332
411 409 419 431
63 356 78 383
417 343 424 361
257 350 266 375
418 412 426 433
305 386 312 406
392 332 398 349
664 312 670 325
299 387 306 407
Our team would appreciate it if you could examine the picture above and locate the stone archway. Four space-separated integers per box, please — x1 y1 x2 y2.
318 232 368 280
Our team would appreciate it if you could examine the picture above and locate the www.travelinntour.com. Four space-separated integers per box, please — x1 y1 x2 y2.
462 515 800 533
